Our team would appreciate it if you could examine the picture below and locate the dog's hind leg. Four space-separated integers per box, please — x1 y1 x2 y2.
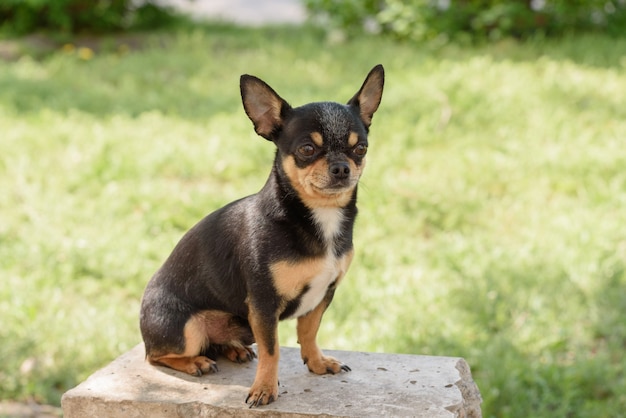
147 310 254 376
146 312 218 376
198 310 256 364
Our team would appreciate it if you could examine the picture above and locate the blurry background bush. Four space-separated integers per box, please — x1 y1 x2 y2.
305 0 626 41
0 0 177 34
4 1 626 40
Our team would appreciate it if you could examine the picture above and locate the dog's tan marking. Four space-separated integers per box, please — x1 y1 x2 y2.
183 314 209 353
282 155 363 209
271 257 326 300
310 131 324 147
348 131 359 147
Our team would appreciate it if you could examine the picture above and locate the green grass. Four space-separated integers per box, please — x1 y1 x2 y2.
1 24 626 417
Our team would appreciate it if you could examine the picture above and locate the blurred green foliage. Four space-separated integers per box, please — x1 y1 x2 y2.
306 0 626 41
0 0 178 35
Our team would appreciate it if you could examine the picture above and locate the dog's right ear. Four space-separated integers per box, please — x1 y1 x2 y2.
347 64 385 130
240 75 291 140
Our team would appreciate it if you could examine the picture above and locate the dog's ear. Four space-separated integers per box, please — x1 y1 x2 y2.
240 75 291 140
347 64 385 129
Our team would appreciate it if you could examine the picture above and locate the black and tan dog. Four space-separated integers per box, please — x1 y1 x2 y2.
139 65 384 407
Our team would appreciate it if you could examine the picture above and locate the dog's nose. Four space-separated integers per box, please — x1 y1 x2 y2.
329 162 351 179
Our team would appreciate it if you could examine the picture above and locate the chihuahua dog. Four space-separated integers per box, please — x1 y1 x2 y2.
140 65 384 407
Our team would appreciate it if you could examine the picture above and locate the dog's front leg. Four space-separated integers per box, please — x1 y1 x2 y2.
297 288 351 375
246 304 280 407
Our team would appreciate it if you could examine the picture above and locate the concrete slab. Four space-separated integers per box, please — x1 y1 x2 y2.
62 344 481 417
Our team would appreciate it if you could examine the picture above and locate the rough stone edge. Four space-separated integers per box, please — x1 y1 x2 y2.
450 359 483 418
62 396 343 418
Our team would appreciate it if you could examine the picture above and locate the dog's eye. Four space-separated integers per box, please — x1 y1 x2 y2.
353 144 368 156
297 144 316 157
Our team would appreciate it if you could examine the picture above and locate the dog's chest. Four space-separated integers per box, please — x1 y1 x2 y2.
271 207 352 318
291 208 344 316
289 252 340 318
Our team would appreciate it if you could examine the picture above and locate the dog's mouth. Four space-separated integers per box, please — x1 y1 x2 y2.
296 175 359 208
313 178 357 194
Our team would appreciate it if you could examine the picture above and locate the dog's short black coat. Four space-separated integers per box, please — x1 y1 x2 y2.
139 65 384 407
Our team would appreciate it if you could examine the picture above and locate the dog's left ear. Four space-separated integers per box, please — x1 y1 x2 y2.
347 64 385 129
240 75 292 140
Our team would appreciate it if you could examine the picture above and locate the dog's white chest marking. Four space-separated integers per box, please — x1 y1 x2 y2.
311 207 344 243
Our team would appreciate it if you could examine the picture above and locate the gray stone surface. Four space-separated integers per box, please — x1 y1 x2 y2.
62 344 481 417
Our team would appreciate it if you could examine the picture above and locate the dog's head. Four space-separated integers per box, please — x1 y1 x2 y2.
240 65 384 208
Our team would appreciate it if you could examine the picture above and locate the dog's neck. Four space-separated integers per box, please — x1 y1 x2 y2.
263 165 357 248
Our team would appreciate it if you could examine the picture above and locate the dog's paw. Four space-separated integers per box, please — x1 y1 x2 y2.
224 345 257 364
190 356 219 376
304 355 351 375
245 379 279 408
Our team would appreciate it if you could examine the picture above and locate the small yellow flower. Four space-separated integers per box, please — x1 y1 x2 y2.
78 47 94 61
62 43 75 54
